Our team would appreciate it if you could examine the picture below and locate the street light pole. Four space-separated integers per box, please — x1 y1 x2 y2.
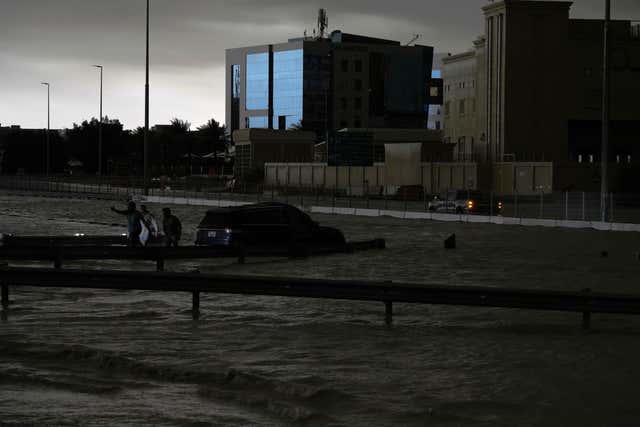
600 0 611 223
144 0 150 194
93 65 103 175
41 82 50 176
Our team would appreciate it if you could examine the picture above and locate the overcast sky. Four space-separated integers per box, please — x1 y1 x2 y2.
1 0 638 130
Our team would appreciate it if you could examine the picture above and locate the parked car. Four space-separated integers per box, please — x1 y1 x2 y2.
428 190 503 215
195 202 346 249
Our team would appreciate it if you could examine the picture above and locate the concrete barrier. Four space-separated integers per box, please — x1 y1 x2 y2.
311 206 334 215
431 213 462 222
355 209 381 217
379 210 406 219
334 207 357 216
404 211 431 220
466 215 490 224
521 218 557 228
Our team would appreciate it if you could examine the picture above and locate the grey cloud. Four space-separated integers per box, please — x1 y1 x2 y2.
1 0 638 129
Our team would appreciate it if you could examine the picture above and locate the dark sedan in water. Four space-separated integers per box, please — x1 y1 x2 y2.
195 203 346 249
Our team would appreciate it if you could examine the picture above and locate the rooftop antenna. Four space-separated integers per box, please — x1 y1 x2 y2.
317 8 328 39
405 34 421 46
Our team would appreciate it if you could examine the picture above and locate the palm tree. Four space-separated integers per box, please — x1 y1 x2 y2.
197 119 227 175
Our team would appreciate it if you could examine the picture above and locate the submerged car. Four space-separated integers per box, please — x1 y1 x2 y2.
428 190 503 215
195 202 346 249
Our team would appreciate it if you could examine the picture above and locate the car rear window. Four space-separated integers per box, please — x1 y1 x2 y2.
198 212 232 228
239 209 286 225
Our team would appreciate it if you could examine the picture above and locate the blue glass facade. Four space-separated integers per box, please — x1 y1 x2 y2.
247 116 268 128
273 49 303 129
246 53 269 110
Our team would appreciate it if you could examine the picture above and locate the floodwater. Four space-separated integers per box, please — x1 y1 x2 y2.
1 193 640 426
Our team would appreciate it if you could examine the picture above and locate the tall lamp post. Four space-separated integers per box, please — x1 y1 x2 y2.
144 0 150 194
41 82 50 176
93 65 103 175
600 0 611 222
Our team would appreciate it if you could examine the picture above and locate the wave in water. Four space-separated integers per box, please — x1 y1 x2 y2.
0 340 353 425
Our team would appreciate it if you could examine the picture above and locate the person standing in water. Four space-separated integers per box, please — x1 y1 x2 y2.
140 204 159 245
111 201 144 247
162 207 182 247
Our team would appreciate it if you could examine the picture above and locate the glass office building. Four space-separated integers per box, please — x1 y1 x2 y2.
273 49 303 129
226 32 433 136
245 53 269 111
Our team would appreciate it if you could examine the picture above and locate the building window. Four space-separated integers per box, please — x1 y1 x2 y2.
354 97 362 110
341 59 349 72
247 116 268 128
339 120 348 128
273 49 303 129
246 53 269 110
231 65 241 131
471 98 476 113
354 117 361 128
232 65 241 99
436 121 441 130
430 86 440 98
444 101 450 116
340 97 348 110
459 99 465 116
355 60 363 72
354 79 363 91
432 69 442 79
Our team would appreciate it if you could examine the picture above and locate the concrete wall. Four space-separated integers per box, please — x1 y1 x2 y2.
264 161 552 195
264 162 479 195
492 162 553 194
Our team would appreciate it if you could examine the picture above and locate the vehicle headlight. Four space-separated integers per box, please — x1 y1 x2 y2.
467 200 474 209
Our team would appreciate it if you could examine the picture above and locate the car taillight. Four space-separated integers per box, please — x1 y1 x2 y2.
498 201 503 210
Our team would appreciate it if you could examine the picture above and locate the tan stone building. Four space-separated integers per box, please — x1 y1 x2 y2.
442 36 486 162
444 0 640 190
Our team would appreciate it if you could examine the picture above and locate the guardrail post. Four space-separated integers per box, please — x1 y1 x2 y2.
385 301 393 325
192 291 200 319
539 191 544 219
610 192 614 222
54 248 63 269
582 288 592 330
1 284 8 310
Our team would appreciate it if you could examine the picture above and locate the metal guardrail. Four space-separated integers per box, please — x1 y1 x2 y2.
0 239 386 270
2 267 640 329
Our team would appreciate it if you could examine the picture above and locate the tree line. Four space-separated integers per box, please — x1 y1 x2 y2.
0 118 229 177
